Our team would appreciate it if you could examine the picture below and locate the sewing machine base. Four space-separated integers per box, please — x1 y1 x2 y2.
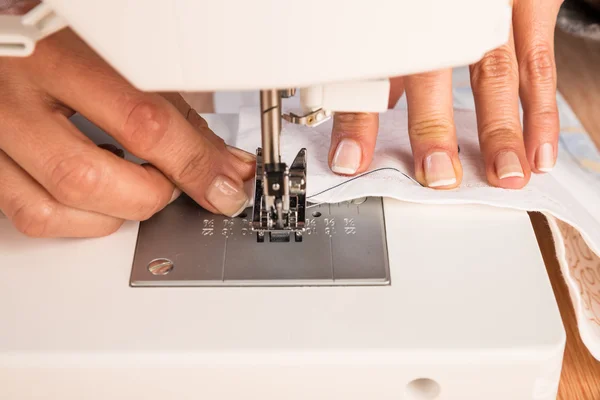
131 196 390 287
0 114 566 400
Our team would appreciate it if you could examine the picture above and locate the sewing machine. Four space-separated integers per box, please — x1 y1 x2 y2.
0 1 566 399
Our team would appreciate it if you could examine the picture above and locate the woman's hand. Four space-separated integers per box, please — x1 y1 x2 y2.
328 0 564 189
0 28 255 238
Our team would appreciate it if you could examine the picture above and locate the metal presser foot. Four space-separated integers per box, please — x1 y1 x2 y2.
251 148 307 243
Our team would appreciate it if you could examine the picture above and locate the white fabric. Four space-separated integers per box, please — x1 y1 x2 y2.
228 100 600 361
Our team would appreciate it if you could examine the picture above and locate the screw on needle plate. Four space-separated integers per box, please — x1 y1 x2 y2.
147 259 174 275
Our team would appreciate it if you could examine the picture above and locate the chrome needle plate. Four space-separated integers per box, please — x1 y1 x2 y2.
130 196 390 287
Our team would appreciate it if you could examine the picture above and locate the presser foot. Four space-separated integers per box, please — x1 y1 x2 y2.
251 148 307 243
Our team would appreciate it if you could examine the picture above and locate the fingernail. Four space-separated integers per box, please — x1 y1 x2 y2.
168 188 182 204
206 175 249 217
331 138 362 175
226 145 256 163
495 151 524 179
424 152 456 187
536 143 555 172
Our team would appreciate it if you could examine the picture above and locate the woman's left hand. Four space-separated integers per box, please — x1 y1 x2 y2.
328 0 564 189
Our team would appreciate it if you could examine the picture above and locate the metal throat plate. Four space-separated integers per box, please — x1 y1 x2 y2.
130 196 390 287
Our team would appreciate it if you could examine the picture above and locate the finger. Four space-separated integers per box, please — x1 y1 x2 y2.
388 77 405 109
469 32 531 189
29 31 253 217
328 112 378 176
96 142 185 204
157 99 219 213
159 92 256 198
92 95 251 217
159 92 192 117
0 106 176 221
327 76 405 176
162 92 255 183
405 69 461 189
161 93 241 154
184 107 255 179
0 150 123 238
185 109 255 183
513 0 563 173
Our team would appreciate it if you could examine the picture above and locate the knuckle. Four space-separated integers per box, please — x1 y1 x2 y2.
11 199 55 238
121 97 171 153
409 116 454 141
171 147 212 185
333 113 377 138
521 45 555 86
132 165 171 221
49 153 105 206
135 192 164 221
471 47 518 87
407 70 446 89
479 121 522 147
531 107 558 122
527 107 559 133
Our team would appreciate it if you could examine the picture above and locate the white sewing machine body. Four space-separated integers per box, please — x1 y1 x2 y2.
0 114 565 400
0 1 566 399
0 0 512 113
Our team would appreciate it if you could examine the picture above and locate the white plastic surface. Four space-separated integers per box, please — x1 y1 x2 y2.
39 0 512 91
298 79 390 113
0 16 37 56
0 115 566 400
0 4 66 57
320 79 391 112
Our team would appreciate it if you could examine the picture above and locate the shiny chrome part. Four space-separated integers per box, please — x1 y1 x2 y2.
259 89 287 227
279 88 296 98
147 259 174 275
251 148 307 242
259 89 281 166
130 196 390 287
283 108 332 127
257 88 309 240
